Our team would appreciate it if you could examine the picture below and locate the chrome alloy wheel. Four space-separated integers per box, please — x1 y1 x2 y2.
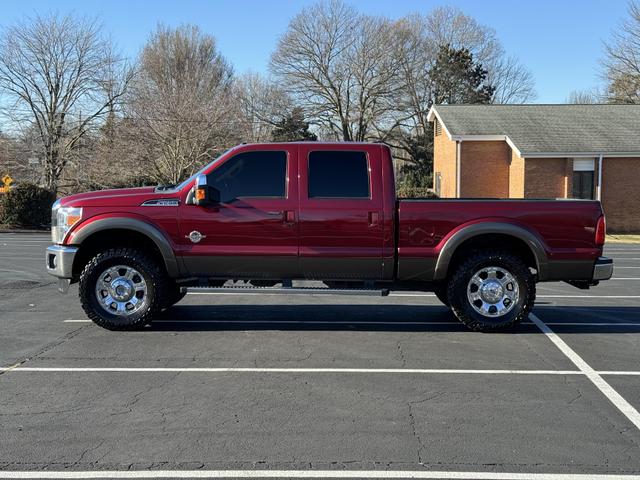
466 266 519 317
95 265 148 316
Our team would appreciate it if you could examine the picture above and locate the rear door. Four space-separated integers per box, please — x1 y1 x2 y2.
178 146 299 279
297 144 384 280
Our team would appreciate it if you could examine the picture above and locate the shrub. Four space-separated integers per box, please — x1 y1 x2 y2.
1 183 56 228
396 184 438 199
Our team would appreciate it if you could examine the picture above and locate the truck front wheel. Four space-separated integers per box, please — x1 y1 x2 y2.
447 250 535 332
79 247 168 330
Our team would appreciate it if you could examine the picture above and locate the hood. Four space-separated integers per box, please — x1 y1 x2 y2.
58 186 177 208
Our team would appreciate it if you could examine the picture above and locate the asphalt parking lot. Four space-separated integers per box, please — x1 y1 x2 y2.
0 232 639 479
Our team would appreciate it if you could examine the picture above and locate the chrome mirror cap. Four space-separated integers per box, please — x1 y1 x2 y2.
195 174 207 188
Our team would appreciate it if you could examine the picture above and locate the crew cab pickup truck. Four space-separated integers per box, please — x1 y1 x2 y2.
46 142 613 331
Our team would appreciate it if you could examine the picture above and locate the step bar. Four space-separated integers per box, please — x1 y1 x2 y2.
183 285 390 297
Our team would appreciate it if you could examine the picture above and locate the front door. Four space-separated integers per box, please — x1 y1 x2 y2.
179 146 299 279
297 144 384 280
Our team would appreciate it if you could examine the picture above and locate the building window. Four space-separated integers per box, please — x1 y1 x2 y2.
434 119 442 136
572 158 595 200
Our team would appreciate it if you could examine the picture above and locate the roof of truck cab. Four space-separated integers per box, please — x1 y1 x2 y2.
427 104 640 157
239 142 385 147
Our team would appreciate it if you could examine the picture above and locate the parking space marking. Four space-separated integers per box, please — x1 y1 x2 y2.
62 319 463 325
530 313 640 431
61 319 640 327
536 295 640 298
4 366 640 376
0 367 585 374
1 469 639 479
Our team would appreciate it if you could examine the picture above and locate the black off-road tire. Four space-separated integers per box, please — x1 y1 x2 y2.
447 250 536 332
433 283 450 307
79 247 169 330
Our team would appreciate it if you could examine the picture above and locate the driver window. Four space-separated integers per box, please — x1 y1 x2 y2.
207 151 287 203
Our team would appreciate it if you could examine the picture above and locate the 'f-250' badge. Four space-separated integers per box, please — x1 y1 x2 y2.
186 231 205 243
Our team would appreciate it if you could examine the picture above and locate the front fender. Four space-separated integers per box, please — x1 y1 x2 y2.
68 215 180 277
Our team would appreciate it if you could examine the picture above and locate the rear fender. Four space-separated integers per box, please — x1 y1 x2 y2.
433 221 549 281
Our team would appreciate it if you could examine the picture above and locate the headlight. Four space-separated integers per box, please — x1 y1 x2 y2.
51 204 82 244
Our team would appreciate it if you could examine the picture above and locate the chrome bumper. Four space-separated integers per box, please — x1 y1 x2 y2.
45 244 78 279
593 256 613 281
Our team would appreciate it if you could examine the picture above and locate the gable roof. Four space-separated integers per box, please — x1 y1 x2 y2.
427 104 640 157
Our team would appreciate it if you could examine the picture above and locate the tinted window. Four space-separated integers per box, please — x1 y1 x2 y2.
207 151 287 203
308 151 369 198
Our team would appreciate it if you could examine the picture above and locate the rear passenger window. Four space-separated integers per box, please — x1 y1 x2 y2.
308 151 369 198
207 151 287 203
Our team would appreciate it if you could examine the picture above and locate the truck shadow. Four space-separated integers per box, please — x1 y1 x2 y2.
150 304 640 333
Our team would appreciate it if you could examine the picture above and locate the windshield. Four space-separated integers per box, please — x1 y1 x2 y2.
156 147 236 193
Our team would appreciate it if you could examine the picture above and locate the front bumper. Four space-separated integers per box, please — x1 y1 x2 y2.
593 256 613 281
45 244 78 279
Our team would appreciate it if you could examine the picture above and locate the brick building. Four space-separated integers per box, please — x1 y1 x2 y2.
428 104 640 232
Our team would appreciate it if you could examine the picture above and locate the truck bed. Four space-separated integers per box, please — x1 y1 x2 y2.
396 198 604 281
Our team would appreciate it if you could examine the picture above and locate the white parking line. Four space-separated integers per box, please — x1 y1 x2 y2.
4 367 640 376
62 319 462 325
62 319 640 327
0 469 639 479
536 295 640 299
530 313 640 431
0 367 584 374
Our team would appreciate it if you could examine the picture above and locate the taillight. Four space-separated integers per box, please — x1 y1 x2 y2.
595 215 606 246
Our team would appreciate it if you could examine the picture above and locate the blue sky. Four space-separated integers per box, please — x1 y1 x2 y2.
0 0 630 103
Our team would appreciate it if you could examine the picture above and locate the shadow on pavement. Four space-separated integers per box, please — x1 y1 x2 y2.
148 304 640 333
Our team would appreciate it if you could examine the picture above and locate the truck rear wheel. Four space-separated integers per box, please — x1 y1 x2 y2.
447 250 535 332
79 247 168 330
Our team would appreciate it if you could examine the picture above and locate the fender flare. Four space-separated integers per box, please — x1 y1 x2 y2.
70 217 180 277
433 222 549 281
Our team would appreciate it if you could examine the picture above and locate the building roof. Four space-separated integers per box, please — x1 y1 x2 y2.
427 104 640 157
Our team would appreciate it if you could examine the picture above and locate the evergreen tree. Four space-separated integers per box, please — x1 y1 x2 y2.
271 108 317 142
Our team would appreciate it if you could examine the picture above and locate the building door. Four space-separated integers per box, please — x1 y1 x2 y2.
573 171 595 199
572 158 595 199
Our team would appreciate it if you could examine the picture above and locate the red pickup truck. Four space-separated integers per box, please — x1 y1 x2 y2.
46 142 612 331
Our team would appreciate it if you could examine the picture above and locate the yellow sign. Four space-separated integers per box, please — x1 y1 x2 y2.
0 175 13 193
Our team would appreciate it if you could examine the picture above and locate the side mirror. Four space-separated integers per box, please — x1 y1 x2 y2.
194 174 220 206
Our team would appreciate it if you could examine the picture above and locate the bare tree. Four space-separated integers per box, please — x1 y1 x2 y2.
127 24 235 184
566 89 602 104
0 14 133 193
603 0 640 103
423 6 536 104
270 0 400 141
234 72 292 143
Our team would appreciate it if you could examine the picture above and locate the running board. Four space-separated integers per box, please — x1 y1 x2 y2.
183 286 389 297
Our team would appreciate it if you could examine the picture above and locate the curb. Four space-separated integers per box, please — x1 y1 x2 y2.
0 228 49 234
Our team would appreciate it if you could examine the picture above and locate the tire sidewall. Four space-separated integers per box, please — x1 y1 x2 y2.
80 249 162 329
448 252 533 330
